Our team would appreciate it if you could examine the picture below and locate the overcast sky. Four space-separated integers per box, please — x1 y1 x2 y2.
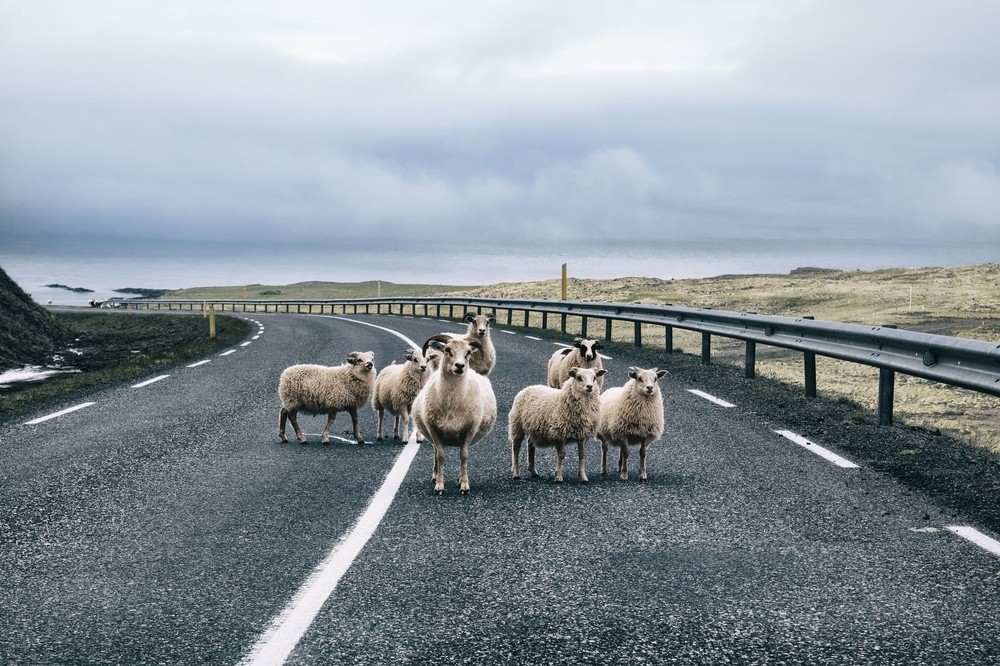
2 0 1000 251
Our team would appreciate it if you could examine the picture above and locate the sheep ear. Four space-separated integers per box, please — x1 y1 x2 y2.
596 369 608 377
487 314 495 323
559 348 572 356
628 367 638 379
594 341 604 350
465 313 476 322
656 369 668 379
346 352 360 365
468 339 484 354
568 367 579 378
404 348 415 362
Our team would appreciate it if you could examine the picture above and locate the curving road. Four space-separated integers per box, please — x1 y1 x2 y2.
3 312 1000 665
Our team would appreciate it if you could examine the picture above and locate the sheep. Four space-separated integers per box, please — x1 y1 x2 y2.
509 367 607 484
597 367 668 481
372 347 432 442
438 312 496 375
278 351 377 445
412 334 497 495
547 337 605 390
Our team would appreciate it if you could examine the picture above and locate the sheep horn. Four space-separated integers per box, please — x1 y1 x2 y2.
422 334 452 357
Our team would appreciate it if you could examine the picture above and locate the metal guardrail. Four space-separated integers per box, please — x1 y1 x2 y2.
122 296 1000 426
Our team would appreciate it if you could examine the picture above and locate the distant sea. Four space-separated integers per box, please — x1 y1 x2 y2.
1 237 997 306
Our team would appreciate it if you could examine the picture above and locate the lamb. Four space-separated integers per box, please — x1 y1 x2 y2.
372 347 432 442
509 367 607 483
412 334 497 495
438 313 496 375
278 351 377 445
547 337 605 390
597 367 668 481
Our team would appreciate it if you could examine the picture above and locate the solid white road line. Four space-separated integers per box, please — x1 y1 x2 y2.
25 402 96 425
131 375 170 389
687 389 735 408
775 429 859 469
187 360 212 368
945 526 1000 558
220 350 237 356
241 436 420 666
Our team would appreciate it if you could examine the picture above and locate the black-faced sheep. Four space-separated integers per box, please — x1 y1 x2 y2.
547 338 605 390
412 334 497 495
278 351 376 445
439 313 496 375
598 367 667 481
372 347 432 442
509 367 607 483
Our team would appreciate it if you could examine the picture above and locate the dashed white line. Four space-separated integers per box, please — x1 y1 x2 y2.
501 330 517 335
187 360 212 368
220 350 237 356
252 335 261 340
688 389 735 408
525 335 542 341
132 375 170 389
241 434 421 666
241 341 253 347
945 526 1000 558
775 429 859 469
25 402 96 425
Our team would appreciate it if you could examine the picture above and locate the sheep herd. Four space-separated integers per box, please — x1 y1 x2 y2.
276 313 667 494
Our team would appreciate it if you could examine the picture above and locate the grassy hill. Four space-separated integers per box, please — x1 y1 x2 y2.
0 265 67 368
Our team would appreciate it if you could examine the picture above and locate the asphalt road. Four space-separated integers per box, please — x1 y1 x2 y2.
3 312 1000 665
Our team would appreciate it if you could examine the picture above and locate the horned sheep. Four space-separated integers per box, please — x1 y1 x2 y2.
438 313 496 375
278 351 377 445
597 367 667 481
509 367 607 483
547 338 605 390
372 347 432 442
412 334 497 495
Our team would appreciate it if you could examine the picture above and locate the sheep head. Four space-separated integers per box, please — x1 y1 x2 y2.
627 367 667 396
346 351 376 373
464 313 495 337
573 337 604 361
567 367 607 394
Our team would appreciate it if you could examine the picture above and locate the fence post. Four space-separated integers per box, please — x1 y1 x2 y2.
664 326 673 354
634 322 642 347
878 368 895 426
560 313 567 334
701 332 711 365
804 352 817 398
524 310 530 328
745 340 756 378
606 318 613 342
542 312 548 330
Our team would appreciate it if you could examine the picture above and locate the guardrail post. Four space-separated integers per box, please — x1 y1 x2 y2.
664 326 673 354
581 316 588 338
542 312 548 329
523 310 530 328
506 309 512 326
804 352 817 398
560 313 567 334
879 368 895 426
605 318 613 341
745 341 756 378
701 332 711 365
634 322 642 347
449 305 454 318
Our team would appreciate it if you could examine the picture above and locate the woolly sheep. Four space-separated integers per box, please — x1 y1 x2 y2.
509 367 607 483
597 367 667 481
372 347 432 442
438 313 496 375
412 334 497 495
278 351 376 445
547 337 605 390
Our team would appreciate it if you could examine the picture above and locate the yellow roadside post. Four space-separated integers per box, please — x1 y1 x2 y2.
209 304 216 338
561 263 568 300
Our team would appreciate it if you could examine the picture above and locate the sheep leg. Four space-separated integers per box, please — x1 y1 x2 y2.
458 438 472 495
639 438 651 482
528 439 539 479
433 443 446 495
375 407 385 441
399 407 409 441
321 410 338 444
600 438 608 476
287 410 307 444
348 407 364 444
510 434 523 479
577 439 589 484
278 408 290 443
554 442 566 484
618 442 629 481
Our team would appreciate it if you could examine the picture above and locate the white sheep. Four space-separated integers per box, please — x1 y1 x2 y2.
372 347 432 442
439 312 496 375
598 367 667 481
278 351 377 445
509 367 607 484
412 334 497 495
547 337 605 390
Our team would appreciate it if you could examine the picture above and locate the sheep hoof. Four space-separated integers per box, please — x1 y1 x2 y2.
580 479 589 485
435 489 444 496
321 440 331 446
554 479 564 484
376 436 384 442
393 435 401 441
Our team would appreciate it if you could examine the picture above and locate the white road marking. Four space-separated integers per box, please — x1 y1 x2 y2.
242 436 420 666
187 360 212 368
501 330 517 335
687 389 735 408
241 341 253 347
240 316 425 665
437 319 450 323
945 526 1000 558
131 375 170 388
774 429 859 469
252 335 261 340
25 402 96 425
220 350 237 356
525 335 542 341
